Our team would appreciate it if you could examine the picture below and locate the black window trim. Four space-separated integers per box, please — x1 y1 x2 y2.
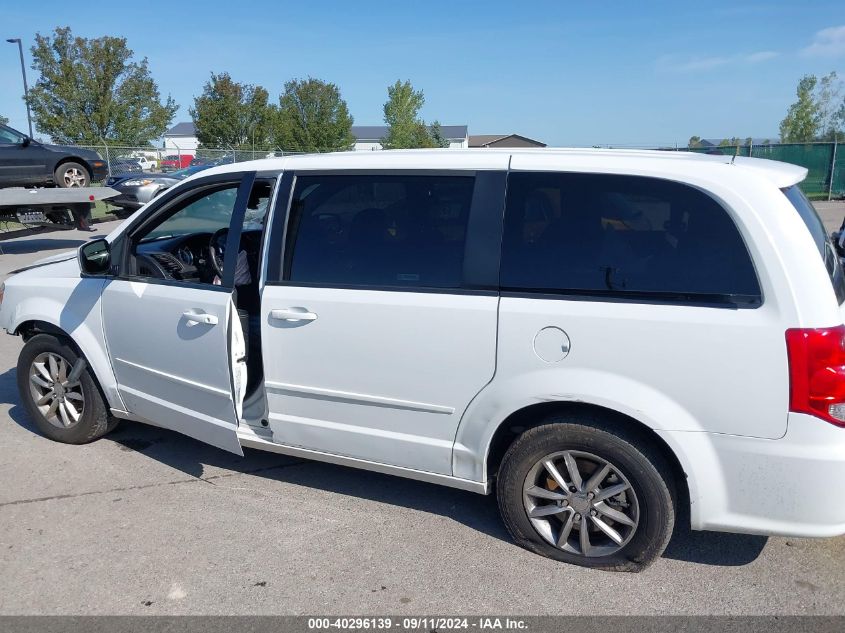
263 165 765 310
497 170 764 310
265 169 506 293
113 170 257 291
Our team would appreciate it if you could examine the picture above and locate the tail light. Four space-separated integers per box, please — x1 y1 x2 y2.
785 325 845 427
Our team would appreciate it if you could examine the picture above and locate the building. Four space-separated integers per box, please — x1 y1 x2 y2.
163 122 200 154
352 125 468 151
468 134 545 148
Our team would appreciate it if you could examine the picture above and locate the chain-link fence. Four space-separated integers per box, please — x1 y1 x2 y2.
69 143 306 181
681 142 843 200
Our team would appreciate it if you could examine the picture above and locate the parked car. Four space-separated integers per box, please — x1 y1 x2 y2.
160 154 194 171
109 157 143 175
133 155 157 171
0 123 108 187
3 149 845 572
105 165 213 217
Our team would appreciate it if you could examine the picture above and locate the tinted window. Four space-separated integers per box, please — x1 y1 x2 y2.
500 172 761 304
0 126 24 145
783 185 845 304
284 175 474 288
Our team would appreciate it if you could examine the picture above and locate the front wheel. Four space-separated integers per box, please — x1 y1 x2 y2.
17 334 114 444
55 162 90 187
496 416 676 571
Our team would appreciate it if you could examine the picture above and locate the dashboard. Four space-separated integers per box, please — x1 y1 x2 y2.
135 229 262 283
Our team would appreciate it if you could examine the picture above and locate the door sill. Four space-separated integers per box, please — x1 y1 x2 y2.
236 428 489 495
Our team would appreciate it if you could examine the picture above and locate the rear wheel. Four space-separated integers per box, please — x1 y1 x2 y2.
496 415 676 571
17 334 114 444
55 162 90 188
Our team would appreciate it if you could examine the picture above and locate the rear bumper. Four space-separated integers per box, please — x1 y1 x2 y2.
108 194 142 210
659 413 845 537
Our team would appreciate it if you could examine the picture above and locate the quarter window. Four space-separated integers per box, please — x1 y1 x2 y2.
500 172 761 305
284 175 475 288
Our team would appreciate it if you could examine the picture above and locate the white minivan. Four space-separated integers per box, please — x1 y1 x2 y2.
2 149 844 571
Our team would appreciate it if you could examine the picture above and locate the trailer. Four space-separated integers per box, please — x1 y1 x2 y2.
0 186 119 231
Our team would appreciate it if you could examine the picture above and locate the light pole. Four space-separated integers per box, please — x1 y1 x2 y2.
6 37 33 138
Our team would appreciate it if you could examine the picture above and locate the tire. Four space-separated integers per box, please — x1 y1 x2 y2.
54 162 90 188
17 334 114 444
496 414 676 572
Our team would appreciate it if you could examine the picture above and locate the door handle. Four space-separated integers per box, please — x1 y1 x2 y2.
270 307 318 322
182 310 218 325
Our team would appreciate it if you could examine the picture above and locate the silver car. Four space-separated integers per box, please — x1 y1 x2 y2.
107 165 212 217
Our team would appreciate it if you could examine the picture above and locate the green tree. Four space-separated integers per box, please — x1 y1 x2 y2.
429 120 450 148
687 135 701 148
274 78 354 152
0 114 7 126
28 27 177 145
779 75 820 142
744 137 753 146
381 80 440 149
190 72 274 149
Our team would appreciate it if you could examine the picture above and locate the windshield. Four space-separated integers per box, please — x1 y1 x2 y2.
170 166 209 180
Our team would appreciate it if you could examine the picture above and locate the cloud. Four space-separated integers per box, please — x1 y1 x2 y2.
801 25 845 58
657 51 779 73
745 50 779 63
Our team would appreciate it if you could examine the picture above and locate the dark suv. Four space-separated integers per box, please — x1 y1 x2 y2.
0 124 108 188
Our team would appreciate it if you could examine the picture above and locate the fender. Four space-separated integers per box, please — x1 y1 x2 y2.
6 265 124 412
451 367 706 515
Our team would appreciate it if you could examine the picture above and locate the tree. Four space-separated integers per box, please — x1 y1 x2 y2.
429 120 450 148
688 135 701 148
28 27 177 145
0 114 7 126
274 78 354 152
779 75 820 143
381 80 440 149
191 72 274 149
816 72 844 142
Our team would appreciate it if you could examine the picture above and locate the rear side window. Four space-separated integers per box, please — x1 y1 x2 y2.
284 174 475 288
500 172 761 306
782 185 845 304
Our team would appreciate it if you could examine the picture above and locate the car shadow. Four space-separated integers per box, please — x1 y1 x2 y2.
0 364 768 567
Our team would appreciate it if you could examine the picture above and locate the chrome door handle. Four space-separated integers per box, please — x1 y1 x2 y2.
182 310 218 325
270 307 318 322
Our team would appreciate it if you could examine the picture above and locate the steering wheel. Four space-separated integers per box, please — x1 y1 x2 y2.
209 227 228 278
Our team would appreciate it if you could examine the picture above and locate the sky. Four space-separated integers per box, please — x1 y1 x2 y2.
1 0 844 147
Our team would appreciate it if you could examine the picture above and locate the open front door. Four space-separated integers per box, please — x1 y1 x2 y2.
101 172 260 455
103 287 244 454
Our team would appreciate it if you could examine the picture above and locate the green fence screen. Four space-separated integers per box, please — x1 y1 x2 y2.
684 142 842 200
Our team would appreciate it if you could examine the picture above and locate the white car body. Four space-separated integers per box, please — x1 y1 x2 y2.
2 148 845 542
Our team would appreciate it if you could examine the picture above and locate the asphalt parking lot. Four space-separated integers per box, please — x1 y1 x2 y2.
1 207 844 615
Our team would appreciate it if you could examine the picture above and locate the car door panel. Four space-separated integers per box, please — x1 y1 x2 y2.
259 169 507 475
261 285 498 473
102 282 243 454
99 172 262 455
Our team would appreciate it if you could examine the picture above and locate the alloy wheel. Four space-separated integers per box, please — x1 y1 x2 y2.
63 167 86 187
522 450 639 557
28 352 85 429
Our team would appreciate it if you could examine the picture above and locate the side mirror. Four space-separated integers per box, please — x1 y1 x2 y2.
21 136 30 147
78 238 111 275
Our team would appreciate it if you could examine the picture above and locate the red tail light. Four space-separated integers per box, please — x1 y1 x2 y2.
786 325 845 427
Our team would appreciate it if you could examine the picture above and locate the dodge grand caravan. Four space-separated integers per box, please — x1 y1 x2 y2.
2 149 844 571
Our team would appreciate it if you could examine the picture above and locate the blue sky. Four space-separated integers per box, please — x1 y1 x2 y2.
2 0 844 146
